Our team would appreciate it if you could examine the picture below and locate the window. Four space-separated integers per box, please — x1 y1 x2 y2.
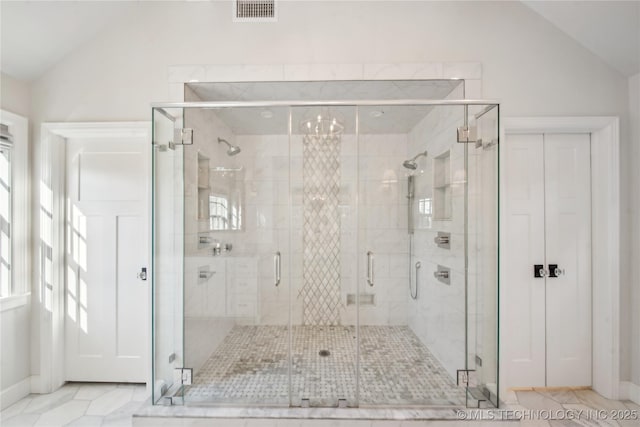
0 124 12 297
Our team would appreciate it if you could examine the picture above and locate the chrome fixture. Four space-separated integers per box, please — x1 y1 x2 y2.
402 150 428 170
407 175 415 235
367 251 374 287
434 231 451 249
410 261 421 300
217 137 241 156
211 242 232 256
274 252 281 287
434 265 451 285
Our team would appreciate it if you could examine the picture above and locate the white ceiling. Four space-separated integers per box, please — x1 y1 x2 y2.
522 1 640 76
0 1 638 81
0 2 135 80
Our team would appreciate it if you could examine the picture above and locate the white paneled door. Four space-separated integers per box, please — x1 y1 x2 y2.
504 133 591 389
65 136 148 382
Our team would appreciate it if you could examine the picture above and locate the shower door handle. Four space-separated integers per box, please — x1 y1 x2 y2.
274 252 281 287
367 251 374 287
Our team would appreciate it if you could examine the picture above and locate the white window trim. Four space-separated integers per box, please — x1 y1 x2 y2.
0 109 29 311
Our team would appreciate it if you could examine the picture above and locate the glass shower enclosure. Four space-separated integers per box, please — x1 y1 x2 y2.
151 80 499 409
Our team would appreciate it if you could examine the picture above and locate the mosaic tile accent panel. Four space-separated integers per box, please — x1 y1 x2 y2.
184 325 465 407
301 134 342 325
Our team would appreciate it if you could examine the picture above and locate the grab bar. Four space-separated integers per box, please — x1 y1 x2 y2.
274 252 281 287
367 251 374 287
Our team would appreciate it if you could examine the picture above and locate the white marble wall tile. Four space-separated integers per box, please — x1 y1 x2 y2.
205 65 285 82
363 63 444 80
283 64 364 81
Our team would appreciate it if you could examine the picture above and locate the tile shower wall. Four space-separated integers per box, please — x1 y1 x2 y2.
184 110 415 348
182 98 239 372
301 134 342 325
406 104 467 380
355 134 409 326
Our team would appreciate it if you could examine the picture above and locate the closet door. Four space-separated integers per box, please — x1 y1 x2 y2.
544 134 592 387
503 134 547 387
504 133 592 390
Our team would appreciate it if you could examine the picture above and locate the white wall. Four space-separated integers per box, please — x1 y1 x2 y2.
0 74 31 408
629 72 640 390
23 0 634 389
1 73 30 118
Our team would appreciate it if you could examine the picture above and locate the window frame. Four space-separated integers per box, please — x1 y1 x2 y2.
0 110 30 312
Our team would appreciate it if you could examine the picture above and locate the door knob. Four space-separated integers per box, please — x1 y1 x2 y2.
137 267 147 281
534 264 547 278
548 264 564 278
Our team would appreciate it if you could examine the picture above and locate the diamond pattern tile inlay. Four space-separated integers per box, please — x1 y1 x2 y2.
301 134 342 325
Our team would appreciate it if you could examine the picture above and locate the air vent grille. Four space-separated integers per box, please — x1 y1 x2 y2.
235 0 276 21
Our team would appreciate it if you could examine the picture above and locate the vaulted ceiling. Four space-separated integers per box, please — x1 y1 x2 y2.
0 1 638 81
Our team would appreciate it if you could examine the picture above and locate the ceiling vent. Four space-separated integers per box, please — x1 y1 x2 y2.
234 0 277 22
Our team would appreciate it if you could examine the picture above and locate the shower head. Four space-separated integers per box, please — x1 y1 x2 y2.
403 160 418 170
403 150 428 170
217 137 241 156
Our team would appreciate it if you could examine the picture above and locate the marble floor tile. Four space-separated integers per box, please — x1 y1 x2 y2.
34 399 90 427
557 404 618 427
186 325 464 407
23 387 79 414
102 401 146 426
1 396 33 420
535 390 580 404
516 391 565 411
574 390 628 411
519 420 551 427
622 400 640 411
74 383 118 400
1 413 40 426
86 388 134 416
548 420 583 427
65 415 104 426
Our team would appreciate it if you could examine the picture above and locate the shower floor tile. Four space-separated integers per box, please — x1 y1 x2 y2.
184 325 465 407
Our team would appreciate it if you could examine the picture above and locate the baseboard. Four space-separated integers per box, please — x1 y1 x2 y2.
0 377 31 410
620 381 640 405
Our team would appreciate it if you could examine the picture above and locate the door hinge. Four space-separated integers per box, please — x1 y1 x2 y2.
174 368 193 386
456 369 477 388
457 125 478 143
174 128 193 145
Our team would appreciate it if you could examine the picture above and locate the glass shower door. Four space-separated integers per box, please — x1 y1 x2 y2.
465 104 499 408
290 106 358 407
151 107 185 404
357 104 470 407
180 106 291 406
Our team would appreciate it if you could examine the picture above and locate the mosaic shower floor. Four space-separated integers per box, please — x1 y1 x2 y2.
184 325 466 407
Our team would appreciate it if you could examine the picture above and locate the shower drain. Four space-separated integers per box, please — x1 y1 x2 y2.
318 349 331 357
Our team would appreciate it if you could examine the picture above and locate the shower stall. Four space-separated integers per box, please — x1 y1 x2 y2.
151 80 499 409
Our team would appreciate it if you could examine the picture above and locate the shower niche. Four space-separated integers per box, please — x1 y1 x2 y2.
151 80 499 410
433 149 452 221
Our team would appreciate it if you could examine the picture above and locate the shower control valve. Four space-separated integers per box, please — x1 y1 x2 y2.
434 235 450 245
